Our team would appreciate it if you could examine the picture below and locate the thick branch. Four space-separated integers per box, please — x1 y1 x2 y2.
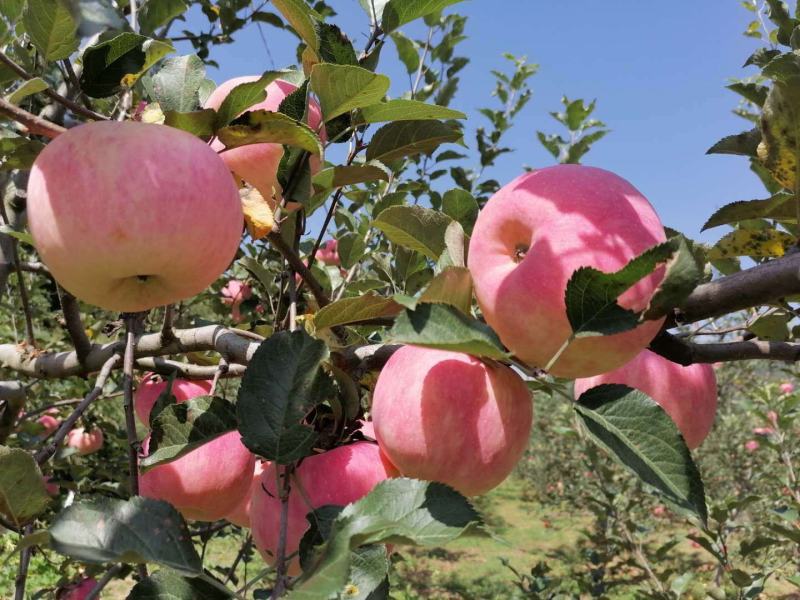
57 287 92 365
267 231 330 307
0 52 108 121
649 331 800 366
677 252 800 324
0 98 66 139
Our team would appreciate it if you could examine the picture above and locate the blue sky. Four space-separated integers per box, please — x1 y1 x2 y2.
183 1 767 243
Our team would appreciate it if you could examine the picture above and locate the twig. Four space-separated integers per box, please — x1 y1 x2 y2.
209 358 229 396
0 514 20 533
0 97 66 138
136 357 245 379
267 231 329 307
649 331 800 366
35 354 121 464
57 286 92 366
160 304 176 344
122 314 143 496
14 525 32 600
225 534 253 584
85 564 123 600
0 201 35 346
0 261 50 275
0 52 108 121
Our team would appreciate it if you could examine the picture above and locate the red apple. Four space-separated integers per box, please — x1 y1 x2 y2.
204 77 325 208
317 239 340 266
134 373 214 426
26 121 243 312
468 164 667 378
225 459 267 528
250 441 397 575
139 433 256 522
573 349 717 449
59 577 98 600
371 345 533 496
66 427 104 455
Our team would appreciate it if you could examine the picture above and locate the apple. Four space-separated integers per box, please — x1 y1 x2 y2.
134 373 214 426
59 577 98 600
225 459 267 528
573 349 717 450
139 433 256 522
371 345 533 496
221 279 253 322
780 382 794 394
204 77 325 209
250 441 397 575
43 475 59 496
317 240 340 266
468 164 667 378
26 121 243 312
66 427 104 455
37 413 60 435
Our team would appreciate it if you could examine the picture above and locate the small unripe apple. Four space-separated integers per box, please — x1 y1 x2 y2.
225 459 267 528
59 577 98 600
371 346 533 496
139 433 255 522
27 121 243 312
204 77 325 208
574 349 717 449
250 441 397 575
134 373 214 426
468 164 667 378
66 427 104 455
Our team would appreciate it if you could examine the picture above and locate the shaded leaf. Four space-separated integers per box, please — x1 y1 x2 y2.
214 71 282 128
163 109 216 137
217 110 322 154
127 569 231 599
706 128 761 157
23 0 78 61
0 446 49 527
312 162 391 190
419 266 473 314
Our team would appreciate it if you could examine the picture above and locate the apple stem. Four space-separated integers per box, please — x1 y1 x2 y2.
544 335 574 373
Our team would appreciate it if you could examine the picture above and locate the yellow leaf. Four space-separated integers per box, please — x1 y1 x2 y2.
141 102 165 124
240 188 275 239
707 228 794 260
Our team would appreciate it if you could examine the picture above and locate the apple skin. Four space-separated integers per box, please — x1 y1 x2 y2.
139 433 256 522
250 441 397 575
66 427 104 455
59 577 98 600
225 459 267 528
371 346 533 497
468 164 667 379
573 349 718 449
134 373 214 426
26 121 243 313
37 414 60 435
204 77 325 207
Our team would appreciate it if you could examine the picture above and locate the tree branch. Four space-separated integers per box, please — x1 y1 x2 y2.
57 287 92 366
0 98 66 139
649 331 800 366
267 231 330 307
0 52 108 121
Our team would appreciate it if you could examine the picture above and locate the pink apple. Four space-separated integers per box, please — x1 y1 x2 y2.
225 459 267 528
468 164 667 378
59 577 98 600
37 414 60 435
745 440 760 452
752 427 774 436
371 345 533 496
317 240 340 266
221 279 253 322
66 427 104 455
250 441 397 575
43 475 59 496
574 349 717 450
27 121 243 312
204 77 325 208
767 410 779 427
134 372 214 426
139 433 255 522
780 382 794 394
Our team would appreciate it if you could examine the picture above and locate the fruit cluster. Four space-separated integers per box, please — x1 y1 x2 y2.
26 76 719 575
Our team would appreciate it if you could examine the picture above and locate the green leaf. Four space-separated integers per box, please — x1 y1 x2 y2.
744 47 781 68
391 31 419 74
316 22 358 65
214 71 282 128
0 0 24 22
288 478 484 599
163 109 217 137
380 0 464 33
441 188 478 233
49 497 201 575
312 162 391 190
702 192 796 230
727 82 769 106
387 303 508 359
765 0 796 44
127 569 231 599
0 134 45 172
418 266 473 315
0 225 35 245
139 0 188 35
236 330 328 464
373 204 453 259
23 0 78 61
762 51 800 82
150 54 206 112
217 110 322 155
706 128 761 157
139 397 238 471
366 120 462 163
314 293 402 330
310 63 390 120
574 384 707 524
336 231 366 269
749 310 792 341
642 236 705 321
5 77 49 104
707 228 795 259
271 0 321 53
356 99 466 124
0 446 50 527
